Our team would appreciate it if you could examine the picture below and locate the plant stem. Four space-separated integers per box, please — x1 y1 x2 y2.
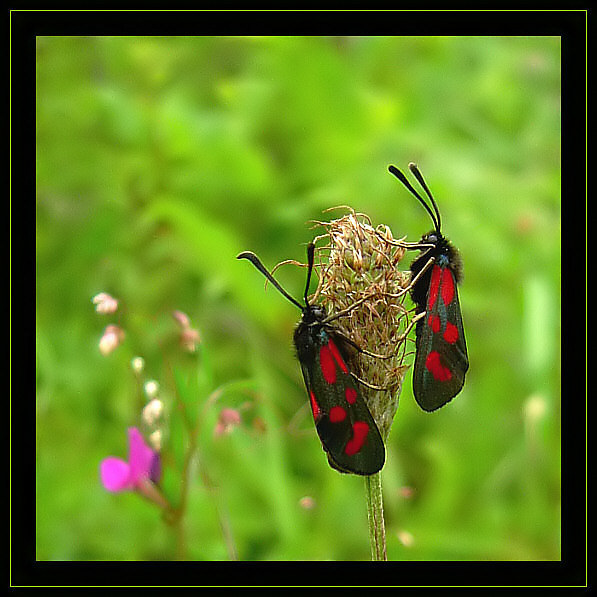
365 472 387 561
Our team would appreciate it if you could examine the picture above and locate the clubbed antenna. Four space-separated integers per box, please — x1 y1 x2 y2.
388 164 441 233
303 243 315 309
408 162 442 233
237 251 304 311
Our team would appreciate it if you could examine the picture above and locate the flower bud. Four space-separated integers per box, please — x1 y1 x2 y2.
172 310 191 329
99 325 125 356
144 380 159 399
180 327 200 352
172 310 201 352
214 408 241 436
142 398 163 426
397 530 414 547
524 393 547 423
92 292 119 314
131 356 145 374
398 486 415 499
148 429 162 452
315 209 411 439
299 496 316 510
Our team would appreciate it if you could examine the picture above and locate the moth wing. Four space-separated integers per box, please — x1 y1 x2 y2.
413 265 469 411
300 335 385 475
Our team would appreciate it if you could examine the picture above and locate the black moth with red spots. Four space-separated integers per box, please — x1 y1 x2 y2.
389 163 469 412
237 243 385 475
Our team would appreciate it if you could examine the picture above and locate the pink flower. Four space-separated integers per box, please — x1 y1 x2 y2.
100 427 161 493
92 292 119 314
99 324 125 356
172 310 191 329
172 310 201 352
299 496 316 510
180 327 200 352
214 408 241 437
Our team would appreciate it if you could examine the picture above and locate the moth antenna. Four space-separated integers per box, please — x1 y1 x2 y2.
303 243 316 309
408 162 442 233
388 164 440 233
237 251 304 311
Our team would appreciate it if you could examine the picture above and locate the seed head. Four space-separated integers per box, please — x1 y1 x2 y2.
311 209 414 439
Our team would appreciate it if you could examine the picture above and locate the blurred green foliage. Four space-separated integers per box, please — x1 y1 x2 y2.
35 36 560 561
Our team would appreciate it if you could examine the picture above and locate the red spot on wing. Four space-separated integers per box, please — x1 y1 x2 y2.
443 321 459 344
329 406 347 422
428 265 441 310
344 421 369 456
441 268 455 305
309 390 321 421
327 339 348 373
345 387 357 404
428 314 441 333
425 351 453 381
319 344 336 383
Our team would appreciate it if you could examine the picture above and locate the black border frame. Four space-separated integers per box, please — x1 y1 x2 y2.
13 9 587 588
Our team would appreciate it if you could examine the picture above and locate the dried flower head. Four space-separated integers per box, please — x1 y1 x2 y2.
309 208 416 439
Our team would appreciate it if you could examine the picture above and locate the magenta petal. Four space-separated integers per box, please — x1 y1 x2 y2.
127 427 157 486
100 457 131 492
149 452 161 484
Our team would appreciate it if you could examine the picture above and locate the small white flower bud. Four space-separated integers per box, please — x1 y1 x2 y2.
149 430 162 452
99 325 124 356
142 398 163 426
524 394 547 423
397 530 414 547
144 380 159 399
92 292 119 314
131 356 145 374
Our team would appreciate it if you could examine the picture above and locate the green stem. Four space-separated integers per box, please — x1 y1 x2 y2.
365 472 387 561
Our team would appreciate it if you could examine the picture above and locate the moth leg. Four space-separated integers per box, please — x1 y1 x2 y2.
330 311 425 362
332 331 391 360
350 371 391 391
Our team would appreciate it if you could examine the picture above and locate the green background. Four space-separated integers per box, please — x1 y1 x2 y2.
35 36 561 561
